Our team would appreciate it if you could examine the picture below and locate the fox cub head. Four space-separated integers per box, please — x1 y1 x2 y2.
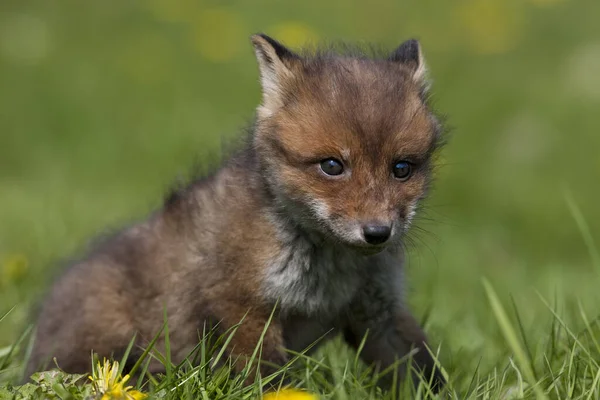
251 34 444 253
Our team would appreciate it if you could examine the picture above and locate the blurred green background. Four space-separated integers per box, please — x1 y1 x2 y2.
1 0 600 380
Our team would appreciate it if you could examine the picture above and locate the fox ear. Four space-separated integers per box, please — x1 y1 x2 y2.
251 33 300 117
389 39 427 84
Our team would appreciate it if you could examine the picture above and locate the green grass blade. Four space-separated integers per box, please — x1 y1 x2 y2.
577 299 600 356
536 291 598 368
117 333 137 377
128 320 166 379
0 306 16 324
564 188 600 272
0 324 32 371
163 306 173 383
510 295 537 380
483 278 548 400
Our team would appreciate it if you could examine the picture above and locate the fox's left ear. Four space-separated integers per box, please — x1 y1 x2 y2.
389 39 428 84
251 33 300 117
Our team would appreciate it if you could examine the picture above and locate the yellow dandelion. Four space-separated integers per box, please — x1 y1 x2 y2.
147 0 201 24
269 22 319 49
89 359 147 400
190 7 245 62
455 0 524 55
263 388 319 400
529 0 567 6
2 253 29 285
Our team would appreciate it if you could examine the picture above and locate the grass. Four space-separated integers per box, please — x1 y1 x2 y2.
2 0 600 398
1 253 600 399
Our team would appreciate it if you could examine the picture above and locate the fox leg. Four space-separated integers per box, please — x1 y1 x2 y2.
212 301 288 386
345 306 445 393
344 271 445 394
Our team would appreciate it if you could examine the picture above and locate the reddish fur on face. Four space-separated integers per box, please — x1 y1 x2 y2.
255 48 442 246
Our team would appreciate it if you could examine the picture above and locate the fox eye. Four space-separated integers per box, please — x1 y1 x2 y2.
320 158 344 176
393 161 412 180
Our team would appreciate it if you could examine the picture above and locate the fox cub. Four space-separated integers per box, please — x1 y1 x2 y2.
26 34 447 391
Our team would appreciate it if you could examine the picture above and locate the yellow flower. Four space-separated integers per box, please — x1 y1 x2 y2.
148 0 201 24
2 253 29 285
269 22 319 49
263 388 319 400
455 0 523 55
190 7 245 62
89 359 147 400
529 0 566 6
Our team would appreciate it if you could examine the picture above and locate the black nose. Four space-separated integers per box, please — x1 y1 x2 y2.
362 224 392 245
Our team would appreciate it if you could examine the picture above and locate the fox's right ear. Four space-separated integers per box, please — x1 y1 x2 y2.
389 39 428 86
251 33 300 117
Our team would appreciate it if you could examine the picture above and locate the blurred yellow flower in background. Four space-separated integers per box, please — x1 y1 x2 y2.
269 22 319 49
1 254 28 286
263 388 319 400
529 0 567 6
148 0 201 24
190 7 245 62
455 0 524 55
147 1 245 63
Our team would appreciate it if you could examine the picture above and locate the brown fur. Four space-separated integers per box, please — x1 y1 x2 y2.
25 34 447 393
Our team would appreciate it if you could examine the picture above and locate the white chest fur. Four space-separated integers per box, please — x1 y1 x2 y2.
262 234 369 317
